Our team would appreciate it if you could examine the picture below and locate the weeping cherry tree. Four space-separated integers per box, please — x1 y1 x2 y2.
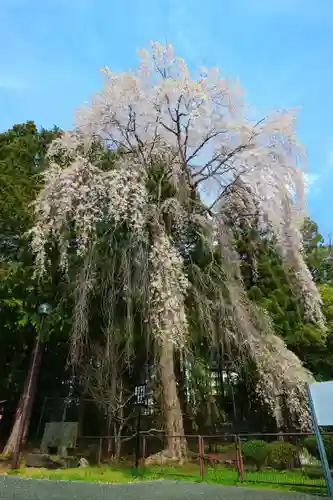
29 42 322 462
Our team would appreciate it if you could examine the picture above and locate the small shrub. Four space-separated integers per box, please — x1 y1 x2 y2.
302 466 324 479
304 435 333 466
304 436 319 459
242 440 268 470
266 441 298 470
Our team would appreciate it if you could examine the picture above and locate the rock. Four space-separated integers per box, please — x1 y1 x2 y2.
79 457 89 468
25 453 80 469
25 453 63 469
145 450 187 466
61 456 80 468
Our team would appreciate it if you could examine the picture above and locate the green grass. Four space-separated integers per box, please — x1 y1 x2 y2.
0 463 327 496
145 464 326 495
4 466 135 483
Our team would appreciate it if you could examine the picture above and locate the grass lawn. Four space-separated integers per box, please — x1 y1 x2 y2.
0 462 327 495
147 464 326 495
4 466 133 483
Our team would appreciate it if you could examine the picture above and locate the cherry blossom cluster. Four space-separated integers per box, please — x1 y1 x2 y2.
30 155 148 276
148 230 189 348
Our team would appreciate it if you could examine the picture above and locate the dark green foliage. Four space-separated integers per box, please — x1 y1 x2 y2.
266 441 298 469
303 218 333 284
0 122 70 443
248 239 324 364
303 436 319 459
230 213 332 380
304 435 333 466
0 121 61 261
242 440 268 470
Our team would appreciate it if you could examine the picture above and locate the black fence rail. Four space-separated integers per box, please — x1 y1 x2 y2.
75 431 332 495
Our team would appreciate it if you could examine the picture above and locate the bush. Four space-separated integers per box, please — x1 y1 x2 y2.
302 466 324 479
266 441 298 470
242 440 268 470
304 436 319 459
304 435 333 466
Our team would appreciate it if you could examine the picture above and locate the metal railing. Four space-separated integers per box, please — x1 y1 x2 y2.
73 431 332 494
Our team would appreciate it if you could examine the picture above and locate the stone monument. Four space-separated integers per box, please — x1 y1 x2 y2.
40 421 78 457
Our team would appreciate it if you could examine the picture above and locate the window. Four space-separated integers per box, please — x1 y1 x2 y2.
134 384 154 415
210 370 219 396
134 384 146 405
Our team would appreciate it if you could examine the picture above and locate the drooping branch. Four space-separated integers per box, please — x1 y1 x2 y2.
216 218 313 429
28 40 322 437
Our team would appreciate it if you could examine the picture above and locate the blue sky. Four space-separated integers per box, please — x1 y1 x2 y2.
1 0 333 238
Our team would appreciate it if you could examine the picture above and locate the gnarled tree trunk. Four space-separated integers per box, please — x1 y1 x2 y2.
2 335 42 458
159 338 187 463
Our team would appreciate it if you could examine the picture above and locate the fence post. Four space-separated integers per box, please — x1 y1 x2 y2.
198 435 205 481
97 437 102 465
142 435 146 464
135 406 142 469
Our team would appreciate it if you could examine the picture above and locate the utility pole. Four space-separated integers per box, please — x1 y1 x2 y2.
11 303 52 469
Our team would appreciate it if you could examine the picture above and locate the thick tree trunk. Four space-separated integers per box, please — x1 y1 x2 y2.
159 338 187 463
2 413 23 459
114 426 122 462
22 359 40 446
146 228 187 465
2 335 42 458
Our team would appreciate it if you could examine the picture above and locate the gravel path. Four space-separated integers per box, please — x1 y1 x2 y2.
0 476 325 500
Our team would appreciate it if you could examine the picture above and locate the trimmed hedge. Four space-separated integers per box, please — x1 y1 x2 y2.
241 439 299 470
266 441 298 469
242 440 268 470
